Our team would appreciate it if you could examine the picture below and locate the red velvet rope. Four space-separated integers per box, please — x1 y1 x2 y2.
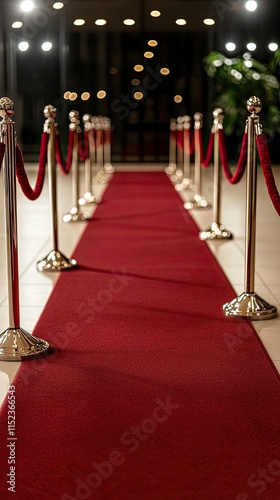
200 130 214 168
15 133 48 200
0 142 5 171
78 131 89 162
257 134 280 216
218 129 247 184
55 130 75 174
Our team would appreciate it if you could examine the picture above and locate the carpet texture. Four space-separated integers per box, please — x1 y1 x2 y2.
0 172 279 500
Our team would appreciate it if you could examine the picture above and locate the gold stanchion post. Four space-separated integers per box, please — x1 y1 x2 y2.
199 108 232 240
170 117 184 183
63 110 92 222
37 105 77 271
0 97 49 359
103 117 114 174
175 115 193 192
184 112 211 210
165 118 177 174
223 96 277 320
79 114 102 206
94 117 108 184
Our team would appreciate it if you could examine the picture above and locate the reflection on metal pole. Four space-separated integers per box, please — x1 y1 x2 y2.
199 108 232 240
223 96 277 320
0 97 49 360
37 105 77 271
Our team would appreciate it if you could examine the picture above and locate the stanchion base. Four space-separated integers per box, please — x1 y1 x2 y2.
165 163 176 175
104 163 115 174
37 250 77 272
94 170 109 184
184 193 211 210
78 192 102 205
0 327 49 361
63 207 92 223
199 222 233 241
175 177 194 192
223 292 277 320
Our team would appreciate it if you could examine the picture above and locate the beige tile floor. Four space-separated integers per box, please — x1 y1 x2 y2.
0 161 279 405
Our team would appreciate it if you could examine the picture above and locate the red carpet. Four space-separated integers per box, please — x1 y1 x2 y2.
0 172 279 500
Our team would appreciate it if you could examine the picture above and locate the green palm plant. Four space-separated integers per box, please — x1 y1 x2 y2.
204 50 280 140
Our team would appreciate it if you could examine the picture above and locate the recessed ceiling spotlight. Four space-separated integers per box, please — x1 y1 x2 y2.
20 1 34 12
42 42 52 52
247 42 257 51
245 1 257 12
268 42 278 51
150 10 161 17
53 2 64 9
203 18 215 26
12 21 23 29
73 19 85 26
81 92 90 101
134 91 144 100
144 51 154 58
175 19 187 26
148 40 158 47
134 64 144 72
18 41 29 51
160 67 170 75
174 95 182 103
123 19 135 26
225 42 236 51
97 90 107 99
95 19 107 26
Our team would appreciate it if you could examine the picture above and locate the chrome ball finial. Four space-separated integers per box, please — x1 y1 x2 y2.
194 112 203 122
69 110 79 121
0 97 15 119
44 104 57 119
247 96 262 115
213 107 223 119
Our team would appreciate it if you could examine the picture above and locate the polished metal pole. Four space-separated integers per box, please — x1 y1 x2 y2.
183 116 191 181
63 110 91 222
223 96 277 320
0 97 48 359
165 119 176 174
2 101 20 330
199 108 232 240
37 105 77 271
104 117 114 174
194 113 202 190
184 112 211 210
79 113 95 204
47 109 58 250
